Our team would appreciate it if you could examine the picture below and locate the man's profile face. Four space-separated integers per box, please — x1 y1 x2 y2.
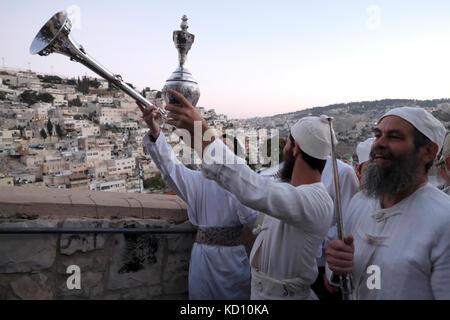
280 134 296 182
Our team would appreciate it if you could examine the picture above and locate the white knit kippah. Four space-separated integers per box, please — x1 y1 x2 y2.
290 115 333 160
442 133 450 158
379 107 446 152
356 137 375 164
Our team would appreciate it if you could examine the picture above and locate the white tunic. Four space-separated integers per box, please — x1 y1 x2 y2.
344 184 450 299
202 139 334 299
143 133 258 300
318 158 359 266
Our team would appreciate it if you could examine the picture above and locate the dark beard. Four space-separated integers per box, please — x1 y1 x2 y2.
280 148 295 182
363 147 421 200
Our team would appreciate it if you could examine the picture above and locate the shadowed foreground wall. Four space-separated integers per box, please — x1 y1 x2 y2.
0 186 196 300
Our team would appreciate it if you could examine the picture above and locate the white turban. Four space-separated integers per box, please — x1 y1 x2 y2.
290 115 333 160
379 106 446 152
442 133 450 158
356 137 375 164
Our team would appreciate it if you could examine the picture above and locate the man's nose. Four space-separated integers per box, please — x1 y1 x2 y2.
372 134 387 150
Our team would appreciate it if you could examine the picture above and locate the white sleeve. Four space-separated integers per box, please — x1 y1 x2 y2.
230 193 259 228
143 132 203 205
202 139 333 235
431 219 450 299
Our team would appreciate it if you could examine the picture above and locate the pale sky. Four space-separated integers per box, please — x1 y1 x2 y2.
2 0 450 118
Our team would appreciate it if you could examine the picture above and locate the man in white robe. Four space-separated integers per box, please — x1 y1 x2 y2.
141 105 258 300
326 106 450 299
355 137 376 189
162 89 334 300
437 133 450 195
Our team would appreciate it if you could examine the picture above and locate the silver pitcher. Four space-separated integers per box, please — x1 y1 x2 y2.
162 15 200 107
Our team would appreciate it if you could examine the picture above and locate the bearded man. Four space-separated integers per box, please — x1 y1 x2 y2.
163 89 334 300
326 106 450 299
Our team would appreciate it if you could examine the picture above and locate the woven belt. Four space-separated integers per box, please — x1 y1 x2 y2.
195 226 243 247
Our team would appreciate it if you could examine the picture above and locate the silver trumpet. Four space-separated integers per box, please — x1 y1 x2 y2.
327 117 354 300
30 11 167 119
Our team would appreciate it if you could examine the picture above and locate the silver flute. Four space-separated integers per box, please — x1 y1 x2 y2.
327 117 354 300
30 11 167 119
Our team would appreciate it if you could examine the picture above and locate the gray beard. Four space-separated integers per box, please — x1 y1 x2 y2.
363 150 421 200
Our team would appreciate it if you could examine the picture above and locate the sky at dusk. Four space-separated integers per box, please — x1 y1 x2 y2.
2 1 450 118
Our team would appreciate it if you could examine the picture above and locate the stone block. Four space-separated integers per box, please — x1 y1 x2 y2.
162 253 190 282
59 219 108 255
106 227 165 290
57 271 103 299
56 252 109 274
119 285 160 300
166 233 195 253
162 273 188 295
0 221 57 273
10 273 53 300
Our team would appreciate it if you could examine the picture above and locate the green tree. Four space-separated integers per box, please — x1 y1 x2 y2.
40 128 48 140
46 120 53 136
68 98 82 107
67 78 77 85
41 75 62 84
89 79 100 89
77 76 90 94
55 124 64 138
37 92 55 104
20 90 39 105
143 172 167 190
0 92 6 100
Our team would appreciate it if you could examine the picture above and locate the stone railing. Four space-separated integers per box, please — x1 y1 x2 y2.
0 186 195 300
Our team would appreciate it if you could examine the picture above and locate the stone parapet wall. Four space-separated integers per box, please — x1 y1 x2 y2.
0 187 195 300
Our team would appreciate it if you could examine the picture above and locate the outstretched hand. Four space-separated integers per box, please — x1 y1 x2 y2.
138 102 161 140
165 89 214 151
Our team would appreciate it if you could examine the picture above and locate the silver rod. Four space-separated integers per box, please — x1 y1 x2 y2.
327 117 353 300
67 36 167 119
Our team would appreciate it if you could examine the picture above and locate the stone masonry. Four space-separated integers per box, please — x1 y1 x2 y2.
0 186 196 300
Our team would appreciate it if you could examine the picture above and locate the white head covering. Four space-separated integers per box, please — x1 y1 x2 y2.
379 106 446 152
356 137 375 164
442 132 450 158
290 115 333 160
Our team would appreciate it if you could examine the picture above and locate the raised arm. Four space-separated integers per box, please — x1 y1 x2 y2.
201 139 333 234
140 103 203 205
163 90 332 234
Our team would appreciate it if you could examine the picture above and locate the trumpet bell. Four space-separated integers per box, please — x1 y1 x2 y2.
30 11 70 56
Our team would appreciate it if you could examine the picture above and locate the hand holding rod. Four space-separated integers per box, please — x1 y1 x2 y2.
327 117 354 300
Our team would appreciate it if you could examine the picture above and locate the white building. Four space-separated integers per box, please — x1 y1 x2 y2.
89 179 126 192
84 148 112 165
106 157 135 177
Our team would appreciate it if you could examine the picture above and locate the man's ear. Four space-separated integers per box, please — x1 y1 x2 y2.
292 141 301 157
421 142 438 166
